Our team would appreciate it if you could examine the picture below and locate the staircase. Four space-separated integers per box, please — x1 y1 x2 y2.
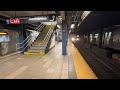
24 25 54 55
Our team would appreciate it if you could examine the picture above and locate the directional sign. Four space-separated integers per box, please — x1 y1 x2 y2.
10 18 20 24
6 14 56 24
6 18 21 24
6 19 9 24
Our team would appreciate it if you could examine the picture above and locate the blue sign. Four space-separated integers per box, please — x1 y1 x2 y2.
0 35 10 42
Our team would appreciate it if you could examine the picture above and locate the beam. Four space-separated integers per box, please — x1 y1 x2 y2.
60 11 65 20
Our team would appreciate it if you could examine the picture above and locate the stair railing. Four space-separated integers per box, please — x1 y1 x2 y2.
41 26 54 51
16 23 45 53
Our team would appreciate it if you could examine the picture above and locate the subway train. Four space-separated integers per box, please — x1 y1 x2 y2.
70 25 120 59
86 25 120 51
80 25 120 60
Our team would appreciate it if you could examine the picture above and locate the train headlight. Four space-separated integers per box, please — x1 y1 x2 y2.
76 38 79 41
71 37 75 41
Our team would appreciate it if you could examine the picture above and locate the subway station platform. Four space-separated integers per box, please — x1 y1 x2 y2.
0 41 97 79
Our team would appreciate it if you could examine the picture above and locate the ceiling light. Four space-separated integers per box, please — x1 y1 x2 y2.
57 25 61 29
70 24 75 29
29 17 47 21
50 20 54 21
0 32 7 35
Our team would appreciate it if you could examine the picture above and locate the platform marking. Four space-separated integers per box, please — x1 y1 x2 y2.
4 66 29 79
69 41 97 79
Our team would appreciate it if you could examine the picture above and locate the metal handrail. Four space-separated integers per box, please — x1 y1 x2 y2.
42 27 52 45
16 25 44 50
17 36 32 49
17 23 43 45
19 38 32 53
45 29 53 44
42 27 53 45
16 24 45 51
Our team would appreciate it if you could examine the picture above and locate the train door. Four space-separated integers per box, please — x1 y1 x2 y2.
103 31 112 47
107 32 112 45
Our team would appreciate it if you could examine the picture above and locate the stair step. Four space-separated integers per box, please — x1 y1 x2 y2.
35 40 43 42
32 44 47 47
28 49 45 52
33 42 43 44
30 46 46 49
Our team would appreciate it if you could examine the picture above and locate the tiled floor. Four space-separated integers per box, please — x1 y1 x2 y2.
0 42 70 79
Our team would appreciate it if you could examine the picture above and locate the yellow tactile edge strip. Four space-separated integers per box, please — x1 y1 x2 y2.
69 41 98 79
24 52 45 56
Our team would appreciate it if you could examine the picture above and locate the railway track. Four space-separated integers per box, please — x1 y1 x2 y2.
74 43 120 79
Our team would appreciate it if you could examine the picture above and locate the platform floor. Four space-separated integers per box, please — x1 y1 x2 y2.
0 41 97 79
0 42 70 79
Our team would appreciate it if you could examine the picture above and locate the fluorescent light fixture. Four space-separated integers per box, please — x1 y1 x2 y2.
0 32 7 35
50 20 54 21
57 25 61 29
70 24 75 29
29 17 47 21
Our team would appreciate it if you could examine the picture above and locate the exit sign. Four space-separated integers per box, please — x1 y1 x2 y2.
10 18 20 24
6 18 21 24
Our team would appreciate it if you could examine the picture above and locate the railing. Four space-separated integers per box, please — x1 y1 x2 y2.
16 23 45 53
42 26 53 46
39 25 54 53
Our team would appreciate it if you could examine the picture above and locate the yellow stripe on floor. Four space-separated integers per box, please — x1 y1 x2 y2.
0 51 19 58
24 52 45 56
69 41 97 79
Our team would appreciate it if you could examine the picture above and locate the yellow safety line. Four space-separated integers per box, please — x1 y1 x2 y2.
69 41 98 79
0 51 19 58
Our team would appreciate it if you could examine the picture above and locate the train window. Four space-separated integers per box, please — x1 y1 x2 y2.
106 32 112 45
90 34 93 42
105 32 108 39
77 35 79 37
95 34 99 38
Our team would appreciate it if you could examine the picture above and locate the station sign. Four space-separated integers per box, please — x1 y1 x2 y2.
6 14 56 24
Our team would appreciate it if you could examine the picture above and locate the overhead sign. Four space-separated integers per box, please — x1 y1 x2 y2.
6 18 21 24
6 14 56 24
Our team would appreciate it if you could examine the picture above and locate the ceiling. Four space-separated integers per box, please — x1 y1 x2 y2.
0 11 56 17
76 11 120 34
65 11 83 30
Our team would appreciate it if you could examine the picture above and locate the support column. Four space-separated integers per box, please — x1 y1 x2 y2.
62 21 68 55
18 24 26 54
99 29 103 48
